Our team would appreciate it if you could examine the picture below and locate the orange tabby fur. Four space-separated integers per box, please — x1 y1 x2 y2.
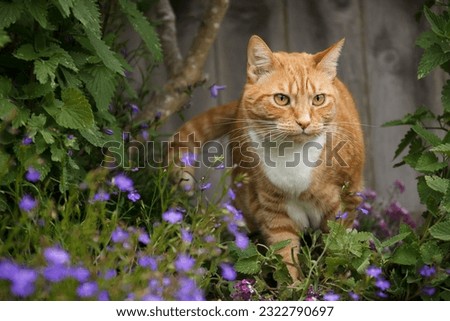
169 36 364 280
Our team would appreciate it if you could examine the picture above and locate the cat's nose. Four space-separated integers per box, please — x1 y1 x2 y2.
296 119 311 130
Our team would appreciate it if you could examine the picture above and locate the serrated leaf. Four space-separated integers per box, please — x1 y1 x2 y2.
415 152 447 173
118 0 162 62
12 108 30 128
0 1 23 29
381 232 411 248
20 82 53 99
86 30 124 75
234 256 260 275
0 29 11 48
430 143 450 156
28 113 47 131
40 130 55 144
72 0 101 37
443 182 450 213
50 144 65 162
416 30 440 49
34 58 58 85
57 88 94 129
442 80 450 112
81 65 116 112
352 250 371 274
394 129 416 160
429 221 450 241
425 175 449 193
269 239 291 253
0 99 17 121
25 0 50 29
418 45 450 79
420 241 443 264
418 176 441 213
423 6 447 37
391 243 420 265
52 0 73 17
411 124 442 147
383 107 433 127
230 242 259 259
14 44 39 61
78 126 109 147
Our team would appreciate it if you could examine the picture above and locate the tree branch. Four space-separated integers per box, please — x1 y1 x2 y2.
137 0 229 123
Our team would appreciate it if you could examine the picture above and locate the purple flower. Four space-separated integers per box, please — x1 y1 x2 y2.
375 278 390 291
174 254 195 272
209 84 226 98
376 291 388 299
10 267 37 297
394 179 405 193
92 190 110 202
220 263 237 281
127 190 141 202
0 261 19 280
422 286 436 296
128 103 139 114
141 130 149 140
138 232 151 245
113 173 134 192
366 265 382 278
67 134 75 140
228 188 236 200
43 265 69 282
349 291 360 300
138 256 158 270
22 136 33 145
111 227 129 243
200 182 212 191
204 235 215 243
69 266 90 282
419 265 436 278
44 246 70 266
98 290 110 301
19 194 37 212
180 153 197 167
234 232 249 249
154 111 162 121
181 228 193 243
231 279 255 301
77 281 98 298
103 269 117 280
162 208 183 224
335 211 348 220
323 291 340 301
175 277 204 301
357 205 370 215
25 167 40 183
103 128 114 135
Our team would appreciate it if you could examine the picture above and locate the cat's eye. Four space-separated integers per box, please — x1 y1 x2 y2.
274 94 290 106
312 94 326 106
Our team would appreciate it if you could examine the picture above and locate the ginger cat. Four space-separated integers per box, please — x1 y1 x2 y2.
169 35 364 280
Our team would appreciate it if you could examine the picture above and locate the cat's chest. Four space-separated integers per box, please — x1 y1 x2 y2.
249 130 325 197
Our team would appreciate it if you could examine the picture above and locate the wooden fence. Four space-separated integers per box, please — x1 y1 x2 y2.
158 0 447 214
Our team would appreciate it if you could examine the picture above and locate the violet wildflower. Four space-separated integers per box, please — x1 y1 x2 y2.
180 153 197 167
141 130 149 140
142 294 163 301
231 279 255 301
0 260 18 280
128 103 139 114
138 232 151 245
394 179 405 193
67 134 75 140
69 266 90 282
357 205 370 215
98 290 110 301
366 265 382 278
204 235 215 243
175 277 204 301
200 182 212 191
77 281 98 298
44 246 70 266
323 291 340 301
19 194 37 212
215 163 225 170
22 136 33 145
111 227 129 243
181 228 193 243
162 208 183 224
422 286 436 296
234 232 249 249
174 254 195 272
92 189 110 203
138 256 158 271
112 173 134 192
228 188 236 200
43 265 69 282
376 291 388 299
220 263 237 281
419 265 436 278
10 267 38 297
25 167 40 183
127 190 141 202
335 211 348 220
103 269 117 280
375 278 390 291
209 84 226 98
349 291 360 301
103 128 114 135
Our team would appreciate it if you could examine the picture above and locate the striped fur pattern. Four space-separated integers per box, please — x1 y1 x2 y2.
169 36 365 280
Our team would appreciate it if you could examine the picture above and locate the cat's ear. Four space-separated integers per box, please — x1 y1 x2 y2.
247 35 274 83
314 38 345 79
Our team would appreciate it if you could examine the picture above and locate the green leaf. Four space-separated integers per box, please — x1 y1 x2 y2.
234 257 261 275
50 144 65 162
118 0 162 62
425 175 449 193
34 58 59 85
78 126 110 147
391 243 420 265
72 0 101 37
383 107 433 127
28 114 47 131
52 0 73 17
230 242 259 259
429 221 450 241
0 99 17 121
393 129 416 160
12 108 30 128
423 6 447 37
85 30 124 75
14 44 39 61
56 88 94 129
26 0 50 29
411 124 442 147
0 29 11 48
40 130 55 144
269 239 291 253
0 76 12 98
418 45 450 79
420 241 443 264
81 65 116 112
416 30 440 49
0 1 23 29
380 232 411 248
415 152 447 173
442 80 450 113
20 82 53 99
430 143 450 156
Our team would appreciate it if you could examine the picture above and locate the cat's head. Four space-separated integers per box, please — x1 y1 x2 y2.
242 35 344 142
